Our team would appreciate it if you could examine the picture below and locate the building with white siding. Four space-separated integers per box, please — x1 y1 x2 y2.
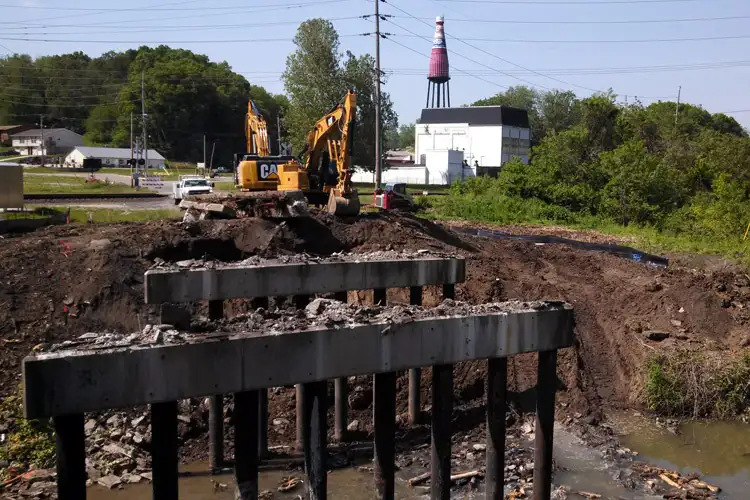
415 106 531 169
11 128 83 156
64 146 165 169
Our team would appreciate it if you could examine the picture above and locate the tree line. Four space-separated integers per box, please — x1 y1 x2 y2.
0 19 398 169
445 85 750 241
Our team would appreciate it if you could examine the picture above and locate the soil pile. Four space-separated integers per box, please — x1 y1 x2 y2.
2 211 749 437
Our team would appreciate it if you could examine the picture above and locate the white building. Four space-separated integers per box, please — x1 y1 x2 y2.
351 150 470 186
64 146 166 169
415 106 531 168
11 128 83 156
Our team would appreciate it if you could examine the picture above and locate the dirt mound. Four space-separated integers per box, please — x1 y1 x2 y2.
2 212 749 435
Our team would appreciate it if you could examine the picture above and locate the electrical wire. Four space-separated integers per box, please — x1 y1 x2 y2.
429 0 710 4
0 34 362 44
403 14 750 24
392 33 750 43
385 0 676 98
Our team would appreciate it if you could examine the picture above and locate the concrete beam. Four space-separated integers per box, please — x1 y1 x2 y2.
144 257 465 304
23 302 572 419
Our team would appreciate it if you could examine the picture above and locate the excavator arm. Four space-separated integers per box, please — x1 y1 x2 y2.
297 90 359 215
246 100 271 156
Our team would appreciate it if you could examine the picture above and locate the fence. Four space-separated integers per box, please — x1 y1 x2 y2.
23 256 574 500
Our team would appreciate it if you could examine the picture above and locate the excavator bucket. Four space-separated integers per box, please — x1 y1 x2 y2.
327 188 361 216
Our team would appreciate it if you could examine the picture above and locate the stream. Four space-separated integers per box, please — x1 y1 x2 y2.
614 411 750 499
86 424 662 500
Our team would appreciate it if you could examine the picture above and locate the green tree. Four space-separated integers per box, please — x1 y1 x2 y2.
282 19 344 152
83 105 119 146
342 51 397 169
397 123 415 150
537 90 580 138
0 55 44 126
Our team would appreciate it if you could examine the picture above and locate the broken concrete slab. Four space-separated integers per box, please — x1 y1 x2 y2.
144 256 466 303
23 301 573 418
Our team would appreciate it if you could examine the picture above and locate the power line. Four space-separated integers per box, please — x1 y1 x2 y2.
403 14 750 24
0 0 349 11
384 36 508 91
430 0 708 4
0 34 364 44
1 99 139 108
2 15 369 33
385 0 675 98
391 32 750 44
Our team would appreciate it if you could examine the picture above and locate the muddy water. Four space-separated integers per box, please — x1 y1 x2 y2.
88 463 426 500
87 425 657 500
614 412 750 498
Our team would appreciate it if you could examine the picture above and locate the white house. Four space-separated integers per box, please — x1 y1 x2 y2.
415 106 531 169
64 146 166 169
11 128 83 156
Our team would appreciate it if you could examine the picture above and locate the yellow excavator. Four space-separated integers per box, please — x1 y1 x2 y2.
235 90 360 216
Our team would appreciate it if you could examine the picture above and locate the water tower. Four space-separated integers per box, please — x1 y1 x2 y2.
426 16 450 108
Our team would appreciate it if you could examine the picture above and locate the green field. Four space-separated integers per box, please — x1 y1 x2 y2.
23 174 137 194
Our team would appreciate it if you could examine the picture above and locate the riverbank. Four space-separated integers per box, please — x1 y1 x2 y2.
2 212 750 496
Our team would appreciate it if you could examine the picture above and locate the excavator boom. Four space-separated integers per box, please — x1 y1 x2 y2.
246 100 271 156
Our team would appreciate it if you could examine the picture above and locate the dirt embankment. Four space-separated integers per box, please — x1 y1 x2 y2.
2 212 749 444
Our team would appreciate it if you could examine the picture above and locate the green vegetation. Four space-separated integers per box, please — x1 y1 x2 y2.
23 174 136 194
645 351 750 418
282 19 397 170
425 87 750 265
0 388 55 470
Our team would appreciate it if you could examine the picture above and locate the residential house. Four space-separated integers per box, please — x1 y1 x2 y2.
11 128 83 156
64 146 166 169
0 125 31 146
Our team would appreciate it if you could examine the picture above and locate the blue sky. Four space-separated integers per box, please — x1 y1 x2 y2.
2 0 749 128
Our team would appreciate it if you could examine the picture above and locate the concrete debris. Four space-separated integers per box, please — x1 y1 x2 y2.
96 474 122 489
35 300 568 354
347 419 360 432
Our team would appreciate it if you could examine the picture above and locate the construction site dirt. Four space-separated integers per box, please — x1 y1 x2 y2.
1 211 747 496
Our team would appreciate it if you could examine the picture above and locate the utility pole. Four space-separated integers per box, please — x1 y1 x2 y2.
374 0 382 188
203 134 207 168
141 71 147 174
39 114 44 167
277 114 282 156
130 112 134 174
675 86 681 126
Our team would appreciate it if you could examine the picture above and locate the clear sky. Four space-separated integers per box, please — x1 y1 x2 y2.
2 0 749 128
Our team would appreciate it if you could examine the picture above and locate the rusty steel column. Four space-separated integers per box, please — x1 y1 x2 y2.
373 371 396 499
533 350 558 500
234 390 259 500
294 295 311 452
258 390 268 458
151 401 178 500
333 291 349 442
54 413 85 500
408 286 423 425
256 295 270 459
301 380 328 500
431 283 455 500
486 358 508 500
431 364 453 500
208 299 224 472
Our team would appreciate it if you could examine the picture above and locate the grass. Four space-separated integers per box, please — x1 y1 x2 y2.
423 192 750 268
0 387 56 471
645 351 750 418
23 174 137 194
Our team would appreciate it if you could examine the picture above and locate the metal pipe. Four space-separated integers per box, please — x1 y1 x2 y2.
408 286 423 425
208 299 224 472
301 381 328 500
334 291 349 442
431 364 453 500
373 371 397 499
234 390 259 500
54 414 85 500
293 295 311 452
151 401 178 500
486 358 507 500
533 350 558 500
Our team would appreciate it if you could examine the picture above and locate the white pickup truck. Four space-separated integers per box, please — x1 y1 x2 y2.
173 175 214 204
